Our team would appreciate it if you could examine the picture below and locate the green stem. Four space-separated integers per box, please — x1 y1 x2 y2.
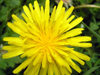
75 4 100 9
82 22 100 39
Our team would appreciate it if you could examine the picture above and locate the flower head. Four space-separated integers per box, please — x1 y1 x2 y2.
2 0 92 75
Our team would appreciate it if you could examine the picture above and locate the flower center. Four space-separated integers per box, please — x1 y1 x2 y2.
39 34 54 48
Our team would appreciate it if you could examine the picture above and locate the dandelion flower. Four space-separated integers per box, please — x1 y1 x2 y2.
2 0 92 75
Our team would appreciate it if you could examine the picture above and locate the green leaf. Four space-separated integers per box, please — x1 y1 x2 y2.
4 0 21 9
0 6 8 21
26 0 35 5
86 61 92 68
94 59 100 66
86 0 93 3
90 22 99 30
0 59 8 70
38 0 45 6
0 70 6 75
77 0 93 4
0 0 3 4
83 66 100 75
83 22 100 41
0 56 25 70
5 57 23 68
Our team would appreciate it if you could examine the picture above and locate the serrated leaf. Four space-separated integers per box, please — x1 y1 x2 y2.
90 22 99 30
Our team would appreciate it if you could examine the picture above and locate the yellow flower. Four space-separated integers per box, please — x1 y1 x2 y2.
2 0 92 75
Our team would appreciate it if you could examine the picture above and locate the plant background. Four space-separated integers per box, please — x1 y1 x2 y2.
0 0 100 75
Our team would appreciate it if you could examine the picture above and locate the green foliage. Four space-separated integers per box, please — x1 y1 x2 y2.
0 0 100 75
70 0 100 75
4 0 21 9
0 56 23 69
77 0 93 4
0 6 8 21
0 0 3 4
0 70 5 75
83 66 100 75
0 56 25 75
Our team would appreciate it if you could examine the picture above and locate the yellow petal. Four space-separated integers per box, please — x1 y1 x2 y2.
40 6 45 28
26 23 39 35
2 46 22 51
34 1 41 18
12 14 19 21
39 66 48 75
64 6 74 20
59 66 65 75
50 6 56 22
59 28 84 40
3 37 22 42
33 64 41 75
24 63 33 75
45 0 50 21
65 69 71 75
12 14 28 32
63 62 72 73
66 36 91 43
55 48 68 57
69 53 85 65
68 43 92 47
67 15 75 23
67 17 83 31
58 46 74 52
48 64 53 75
54 63 60 75
52 7 65 36
26 64 41 75
66 58 82 73
7 22 24 36
23 5 33 23
42 54 47 68
22 13 32 23
60 66 71 75
3 50 23 59
50 49 67 67
13 57 33 74
29 3 34 14
24 62 41 75
55 0 63 20
3 37 23 46
44 0 50 34
21 47 40 58
13 21 27 32
47 52 53 63
72 51 90 61
24 33 40 42
33 53 42 66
